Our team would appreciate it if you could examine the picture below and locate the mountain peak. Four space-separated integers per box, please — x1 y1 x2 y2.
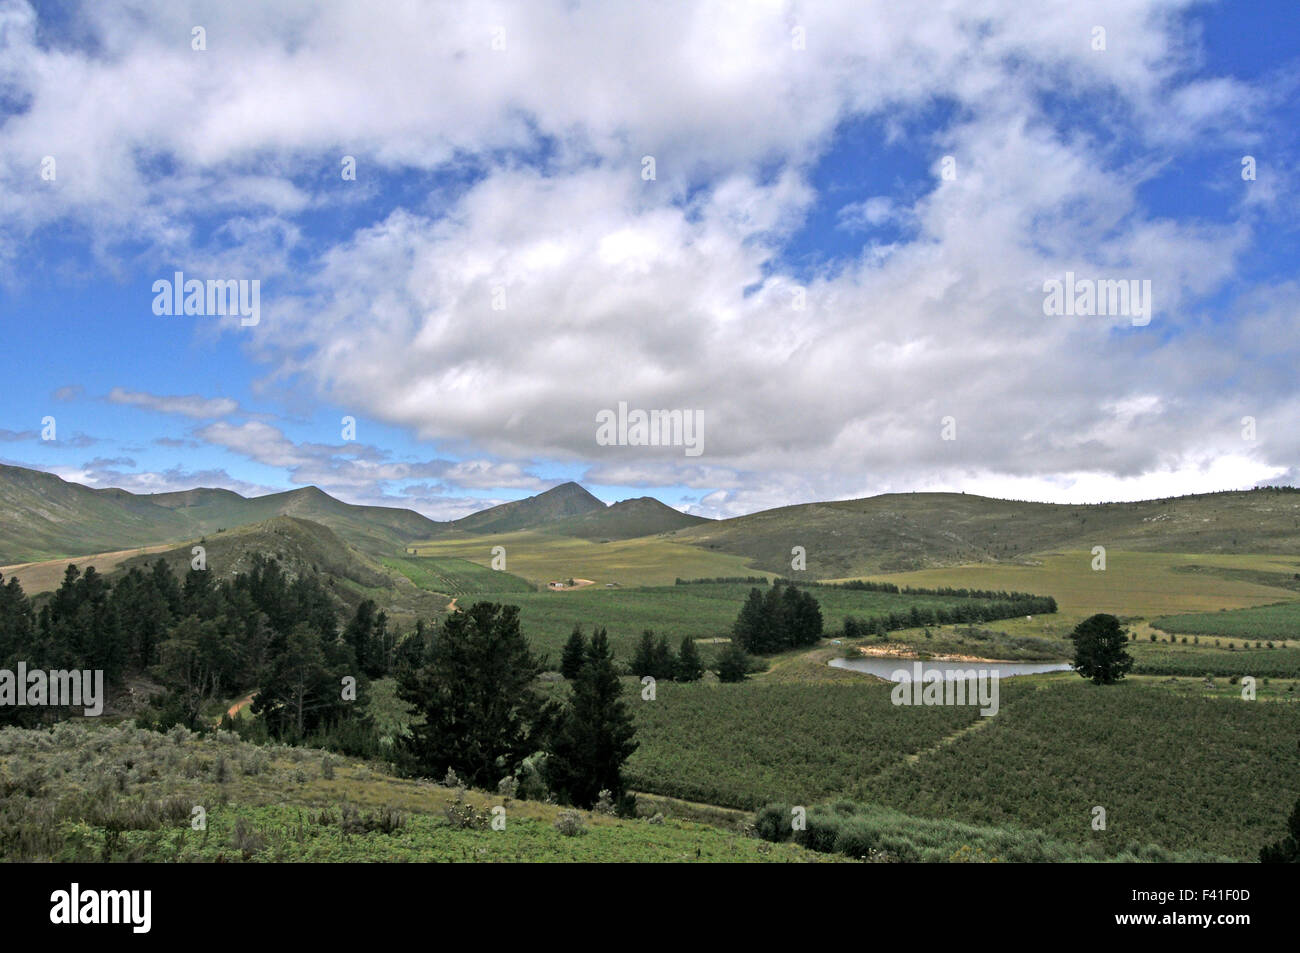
451 481 604 534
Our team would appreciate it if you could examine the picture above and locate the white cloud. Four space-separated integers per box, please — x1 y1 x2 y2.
3 0 1292 514
107 387 240 419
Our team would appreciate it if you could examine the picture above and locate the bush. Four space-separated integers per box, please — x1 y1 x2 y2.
444 794 489 830
754 803 793 842
554 810 586 837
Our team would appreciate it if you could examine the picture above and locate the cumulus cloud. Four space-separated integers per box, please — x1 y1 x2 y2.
2 1 1294 513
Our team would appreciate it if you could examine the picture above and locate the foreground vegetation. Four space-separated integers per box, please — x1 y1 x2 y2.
753 800 1230 863
0 722 830 862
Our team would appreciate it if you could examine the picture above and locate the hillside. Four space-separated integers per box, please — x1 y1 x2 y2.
147 484 444 554
0 464 193 564
449 481 605 534
549 496 710 540
111 516 447 622
677 488 1300 578
0 464 443 563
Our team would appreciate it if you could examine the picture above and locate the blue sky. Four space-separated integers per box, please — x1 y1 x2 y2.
1 0 1298 520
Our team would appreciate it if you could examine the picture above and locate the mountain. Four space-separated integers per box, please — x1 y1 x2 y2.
449 481 605 534
0 464 444 564
676 488 1300 578
111 516 448 622
0 464 191 564
7 461 1299 585
549 496 710 540
145 484 444 554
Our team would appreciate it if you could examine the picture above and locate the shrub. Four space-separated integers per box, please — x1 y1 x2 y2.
554 810 586 836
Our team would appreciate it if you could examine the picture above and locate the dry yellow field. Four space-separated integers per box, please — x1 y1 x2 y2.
0 543 176 594
834 550 1300 618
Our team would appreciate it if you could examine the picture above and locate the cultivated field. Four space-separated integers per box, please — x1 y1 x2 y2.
408 529 763 588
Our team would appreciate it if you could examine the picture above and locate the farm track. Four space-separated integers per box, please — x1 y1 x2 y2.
876 677 1061 778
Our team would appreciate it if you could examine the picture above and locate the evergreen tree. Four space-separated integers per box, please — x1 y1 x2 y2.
630 629 657 677
716 640 750 682
560 625 587 679
343 599 378 676
675 636 703 682
544 627 638 808
651 634 676 680
794 588 824 646
395 602 551 788
1070 613 1134 685
253 621 334 739
733 587 766 653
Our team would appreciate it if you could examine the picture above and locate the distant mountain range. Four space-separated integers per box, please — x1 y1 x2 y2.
0 464 705 565
3 462 1298 580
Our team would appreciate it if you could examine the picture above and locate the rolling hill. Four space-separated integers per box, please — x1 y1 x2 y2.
0 464 443 563
675 488 1300 578
111 516 448 622
548 496 709 540
6 462 1300 591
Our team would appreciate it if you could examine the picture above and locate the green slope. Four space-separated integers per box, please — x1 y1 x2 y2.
0 464 191 563
677 488 1300 578
549 496 709 540
112 516 448 622
449 481 605 534
0 464 444 563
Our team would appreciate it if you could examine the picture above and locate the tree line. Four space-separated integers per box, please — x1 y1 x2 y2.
0 561 640 810
0 557 391 737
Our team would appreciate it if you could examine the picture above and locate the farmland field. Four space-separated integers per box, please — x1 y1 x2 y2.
1152 600 1300 642
866 678 1300 860
1127 638 1300 678
408 530 764 588
625 678 1042 810
382 555 535 596
838 551 1300 617
417 581 1056 660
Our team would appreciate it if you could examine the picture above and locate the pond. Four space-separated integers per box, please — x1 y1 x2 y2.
829 655 1073 681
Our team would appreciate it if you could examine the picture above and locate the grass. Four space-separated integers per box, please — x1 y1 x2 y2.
382 555 535 596
407 529 764 588
754 800 1231 863
0 722 834 863
839 551 1299 617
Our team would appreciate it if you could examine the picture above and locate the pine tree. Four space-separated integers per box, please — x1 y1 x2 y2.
675 636 704 682
716 640 750 682
652 634 676 680
630 630 657 677
395 602 551 788
544 627 638 808
560 625 587 679
733 588 766 653
1070 613 1134 685
343 599 377 676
